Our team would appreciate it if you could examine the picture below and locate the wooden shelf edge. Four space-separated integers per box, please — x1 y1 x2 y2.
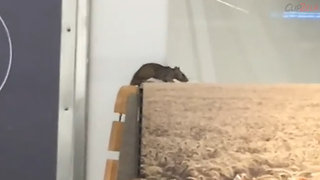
108 121 124 151
104 159 119 180
114 85 138 115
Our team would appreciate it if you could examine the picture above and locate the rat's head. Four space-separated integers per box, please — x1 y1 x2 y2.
173 66 188 82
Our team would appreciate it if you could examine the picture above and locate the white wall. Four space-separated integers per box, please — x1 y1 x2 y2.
87 1 168 180
167 0 320 83
87 0 320 179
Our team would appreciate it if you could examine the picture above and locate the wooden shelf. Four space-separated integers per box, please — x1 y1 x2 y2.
104 160 119 180
104 85 139 180
108 121 124 151
114 85 138 115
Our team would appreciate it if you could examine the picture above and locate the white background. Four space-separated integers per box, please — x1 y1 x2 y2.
86 0 320 179
87 1 168 180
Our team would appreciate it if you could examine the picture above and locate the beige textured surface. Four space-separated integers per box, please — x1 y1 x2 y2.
141 83 320 180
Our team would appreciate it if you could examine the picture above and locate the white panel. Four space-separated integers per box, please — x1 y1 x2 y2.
168 0 320 83
87 1 168 180
56 0 77 179
73 0 90 179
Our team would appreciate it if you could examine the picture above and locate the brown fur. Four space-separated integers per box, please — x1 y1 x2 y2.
130 63 188 86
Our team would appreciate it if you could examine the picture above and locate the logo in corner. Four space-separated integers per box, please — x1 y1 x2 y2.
285 2 319 12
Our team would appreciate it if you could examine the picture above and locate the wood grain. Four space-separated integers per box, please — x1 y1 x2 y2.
114 85 138 115
104 160 119 180
108 121 124 151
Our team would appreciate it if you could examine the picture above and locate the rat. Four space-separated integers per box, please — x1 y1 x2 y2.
130 63 189 86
